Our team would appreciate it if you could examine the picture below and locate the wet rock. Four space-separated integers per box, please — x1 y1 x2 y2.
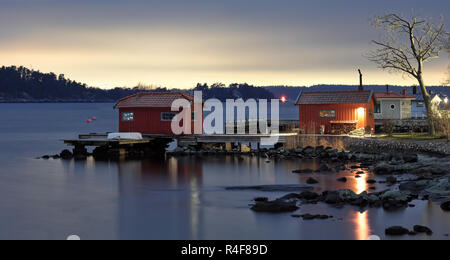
367 179 377 184
317 163 331 172
292 169 314 174
413 225 433 235
355 175 361 178
42 155 50 160
424 178 450 197
441 201 450 212
254 197 269 202
306 177 319 185
59 149 73 160
385 226 409 236
324 192 341 204
298 191 320 200
300 214 333 220
399 180 429 193
251 200 299 213
337 177 347 182
303 146 314 155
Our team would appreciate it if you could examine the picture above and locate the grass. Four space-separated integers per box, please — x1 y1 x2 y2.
376 133 446 141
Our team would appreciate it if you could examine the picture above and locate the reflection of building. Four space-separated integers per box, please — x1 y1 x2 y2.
296 90 376 134
116 158 204 239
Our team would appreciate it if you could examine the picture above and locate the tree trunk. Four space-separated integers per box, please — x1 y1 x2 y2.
417 73 436 135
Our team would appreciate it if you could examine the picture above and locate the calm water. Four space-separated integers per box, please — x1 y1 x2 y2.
0 103 448 240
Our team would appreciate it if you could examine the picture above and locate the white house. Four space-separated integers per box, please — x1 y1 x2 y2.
374 90 415 120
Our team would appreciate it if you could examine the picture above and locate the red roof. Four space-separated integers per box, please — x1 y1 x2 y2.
114 92 194 108
296 90 374 105
375 92 415 99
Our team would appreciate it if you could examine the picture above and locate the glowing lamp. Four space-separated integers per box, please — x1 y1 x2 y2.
87 119 92 123
280 96 287 103
92 117 97 121
357 107 365 117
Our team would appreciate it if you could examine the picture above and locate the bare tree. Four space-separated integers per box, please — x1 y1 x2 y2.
367 13 449 134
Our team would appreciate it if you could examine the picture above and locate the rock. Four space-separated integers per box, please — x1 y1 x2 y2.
399 180 429 193
355 175 361 178
294 148 304 154
403 154 418 163
292 169 314 174
298 191 320 200
306 177 319 184
317 163 331 172
42 155 50 160
337 177 347 182
303 146 314 155
441 201 450 212
367 179 377 184
424 178 450 197
251 200 299 213
413 225 433 235
60 149 73 160
324 192 341 204
386 176 397 184
299 214 332 220
385 226 409 236
254 197 269 202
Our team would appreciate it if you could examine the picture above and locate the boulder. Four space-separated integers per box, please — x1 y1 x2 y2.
403 154 418 163
298 191 320 200
441 201 450 212
251 200 299 213
306 177 319 185
337 177 347 182
413 225 433 235
385 226 409 236
303 146 314 155
254 197 269 202
292 169 314 174
367 179 377 184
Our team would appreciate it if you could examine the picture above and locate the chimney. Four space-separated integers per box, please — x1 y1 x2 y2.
402 89 407 96
413 85 417 95
358 69 364 91
386 85 390 94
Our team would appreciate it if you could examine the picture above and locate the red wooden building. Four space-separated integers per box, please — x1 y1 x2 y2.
114 92 201 135
296 90 376 134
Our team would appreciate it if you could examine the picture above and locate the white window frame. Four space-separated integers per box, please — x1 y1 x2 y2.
122 112 134 122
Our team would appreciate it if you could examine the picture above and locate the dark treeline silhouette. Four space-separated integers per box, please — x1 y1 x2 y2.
0 66 274 102
1 66 448 103
0 66 168 102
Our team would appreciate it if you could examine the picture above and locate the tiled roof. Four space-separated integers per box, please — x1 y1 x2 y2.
114 92 194 108
375 92 415 99
296 90 374 105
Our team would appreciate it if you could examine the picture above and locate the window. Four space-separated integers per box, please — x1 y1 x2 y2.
161 112 178 121
122 112 134 122
390 104 396 110
319 109 336 119
375 102 381 113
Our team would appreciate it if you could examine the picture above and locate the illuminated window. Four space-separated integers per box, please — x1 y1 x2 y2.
319 110 336 119
416 102 424 107
161 112 178 121
122 112 134 122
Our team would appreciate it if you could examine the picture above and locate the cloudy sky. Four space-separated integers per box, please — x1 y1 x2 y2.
0 0 449 89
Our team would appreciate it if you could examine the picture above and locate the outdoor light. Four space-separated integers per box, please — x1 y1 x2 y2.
357 107 365 116
280 96 287 103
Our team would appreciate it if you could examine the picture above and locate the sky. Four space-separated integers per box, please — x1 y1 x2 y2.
0 0 449 89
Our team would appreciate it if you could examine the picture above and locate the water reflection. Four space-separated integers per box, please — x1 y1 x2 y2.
354 169 370 240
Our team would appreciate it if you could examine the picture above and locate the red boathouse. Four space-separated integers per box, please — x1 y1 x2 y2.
296 90 376 134
114 92 201 135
